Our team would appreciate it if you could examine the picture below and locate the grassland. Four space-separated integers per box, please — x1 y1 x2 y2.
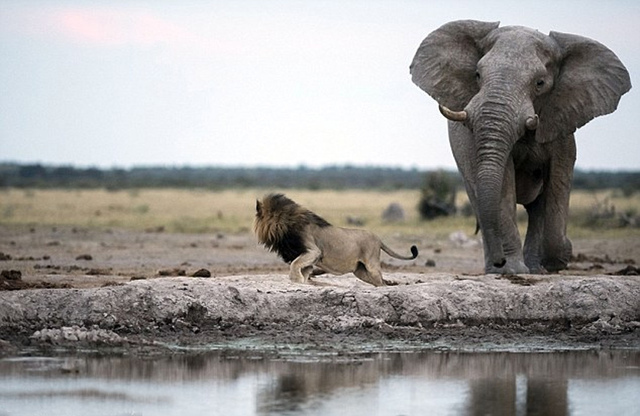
1 188 639 239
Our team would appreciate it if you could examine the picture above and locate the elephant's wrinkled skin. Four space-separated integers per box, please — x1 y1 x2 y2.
411 20 631 274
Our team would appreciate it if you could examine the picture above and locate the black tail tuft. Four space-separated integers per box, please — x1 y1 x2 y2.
410 245 418 258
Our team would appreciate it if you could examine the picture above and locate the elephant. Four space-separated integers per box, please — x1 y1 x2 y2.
410 20 631 274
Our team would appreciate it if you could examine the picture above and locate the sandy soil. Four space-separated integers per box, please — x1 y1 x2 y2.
0 225 638 356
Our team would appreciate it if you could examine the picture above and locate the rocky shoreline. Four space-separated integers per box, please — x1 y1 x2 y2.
1 273 638 356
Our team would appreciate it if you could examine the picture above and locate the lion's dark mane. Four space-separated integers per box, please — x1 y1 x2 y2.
275 228 306 263
255 194 331 263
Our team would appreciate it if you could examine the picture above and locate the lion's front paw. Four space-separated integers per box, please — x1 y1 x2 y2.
289 270 307 284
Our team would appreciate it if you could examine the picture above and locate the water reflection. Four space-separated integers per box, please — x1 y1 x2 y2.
0 350 638 416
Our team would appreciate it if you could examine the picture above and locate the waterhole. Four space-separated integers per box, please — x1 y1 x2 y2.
0 350 638 415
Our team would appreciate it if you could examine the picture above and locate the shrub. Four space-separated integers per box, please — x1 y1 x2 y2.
418 170 457 220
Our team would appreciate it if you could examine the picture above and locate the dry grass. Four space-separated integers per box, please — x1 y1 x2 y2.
1 188 638 239
567 189 640 237
0 188 256 234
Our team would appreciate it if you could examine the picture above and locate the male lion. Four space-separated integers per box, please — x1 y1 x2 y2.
254 193 418 286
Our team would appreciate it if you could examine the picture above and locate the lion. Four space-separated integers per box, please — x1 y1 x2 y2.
254 193 418 286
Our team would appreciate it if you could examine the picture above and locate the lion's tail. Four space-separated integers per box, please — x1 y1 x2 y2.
381 243 418 261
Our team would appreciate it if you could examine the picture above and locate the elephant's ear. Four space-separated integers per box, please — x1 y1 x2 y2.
536 32 631 143
410 20 499 110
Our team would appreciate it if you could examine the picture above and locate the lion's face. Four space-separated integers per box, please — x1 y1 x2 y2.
254 194 291 245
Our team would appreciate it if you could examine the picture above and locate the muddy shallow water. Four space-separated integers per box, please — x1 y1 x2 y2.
1 350 639 416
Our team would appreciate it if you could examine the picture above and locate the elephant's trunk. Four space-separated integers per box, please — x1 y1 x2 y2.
470 89 521 269
440 74 538 270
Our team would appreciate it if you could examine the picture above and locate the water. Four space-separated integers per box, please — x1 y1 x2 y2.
0 350 638 416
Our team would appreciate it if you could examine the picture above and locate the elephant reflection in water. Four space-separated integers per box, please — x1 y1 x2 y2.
411 20 631 275
467 377 568 416
258 369 571 415
256 355 572 415
259 374 308 414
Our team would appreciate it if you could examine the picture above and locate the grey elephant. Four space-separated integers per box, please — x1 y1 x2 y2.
410 20 631 274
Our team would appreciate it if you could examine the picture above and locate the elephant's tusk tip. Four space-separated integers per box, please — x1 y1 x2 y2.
438 105 468 122
525 114 539 130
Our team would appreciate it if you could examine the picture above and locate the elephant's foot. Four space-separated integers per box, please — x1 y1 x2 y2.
525 258 565 274
486 258 530 275
526 255 569 274
526 264 548 274
524 253 546 274
542 258 568 273
542 237 573 273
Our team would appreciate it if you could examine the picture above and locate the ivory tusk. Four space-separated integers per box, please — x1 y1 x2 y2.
438 105 468 122
525 114 539 130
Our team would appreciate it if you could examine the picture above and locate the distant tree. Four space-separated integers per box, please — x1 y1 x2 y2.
418 170 457 220
18 164 47 179
1 163 636 192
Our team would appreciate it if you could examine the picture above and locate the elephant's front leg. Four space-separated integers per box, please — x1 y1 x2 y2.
485 159 529 274
542 137 575 272
524 137 576 273
523 196 546 273
524 187 572 273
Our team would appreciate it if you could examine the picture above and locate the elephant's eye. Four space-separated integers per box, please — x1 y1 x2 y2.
475 71 481 81
536 79 545 87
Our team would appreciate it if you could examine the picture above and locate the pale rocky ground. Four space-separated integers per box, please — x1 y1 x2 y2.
0 225 638 356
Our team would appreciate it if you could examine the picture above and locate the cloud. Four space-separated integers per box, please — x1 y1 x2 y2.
55 7 199 46
1 5 199 47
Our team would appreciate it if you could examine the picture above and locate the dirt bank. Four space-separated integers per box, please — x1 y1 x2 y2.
0 225 638 356
1 273 639 354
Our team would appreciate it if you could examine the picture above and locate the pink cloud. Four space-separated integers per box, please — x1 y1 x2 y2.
1 6 199 47
2 4 264 56
56 9 121 45
54 7 198 46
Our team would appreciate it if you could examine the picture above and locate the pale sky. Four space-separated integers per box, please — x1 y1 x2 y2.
1 0 638 170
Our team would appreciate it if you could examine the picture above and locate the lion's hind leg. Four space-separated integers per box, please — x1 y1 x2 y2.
310 268 327 276
354 262 386 287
